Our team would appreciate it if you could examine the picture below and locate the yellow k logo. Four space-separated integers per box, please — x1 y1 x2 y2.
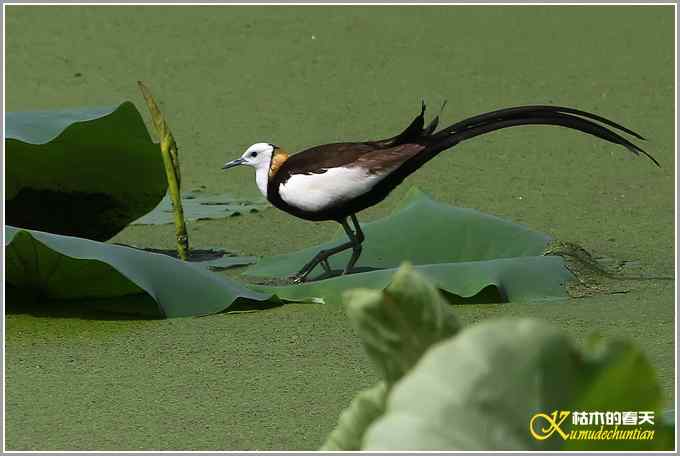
530 411 571 440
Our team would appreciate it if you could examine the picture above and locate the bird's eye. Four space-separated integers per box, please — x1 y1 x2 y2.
250 152 258 158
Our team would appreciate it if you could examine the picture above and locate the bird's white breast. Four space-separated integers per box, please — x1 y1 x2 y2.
279 166 394 212
255 167 270 197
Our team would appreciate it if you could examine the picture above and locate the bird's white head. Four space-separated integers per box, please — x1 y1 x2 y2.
223 142 275 172
222 142 289 198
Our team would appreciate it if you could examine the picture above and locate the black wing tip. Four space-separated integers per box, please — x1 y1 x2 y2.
421 99 448 113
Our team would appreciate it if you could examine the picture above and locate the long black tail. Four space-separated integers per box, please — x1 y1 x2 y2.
425 105 659 166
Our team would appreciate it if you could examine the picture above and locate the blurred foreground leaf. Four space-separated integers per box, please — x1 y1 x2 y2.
343 264 460 384
320 382 388 451
363 318 673 451
325 266 673 451
321 266 459 450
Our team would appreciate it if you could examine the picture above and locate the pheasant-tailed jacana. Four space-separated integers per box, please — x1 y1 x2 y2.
223 103 658 283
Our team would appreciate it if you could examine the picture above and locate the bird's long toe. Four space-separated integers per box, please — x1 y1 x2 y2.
290 273 307 284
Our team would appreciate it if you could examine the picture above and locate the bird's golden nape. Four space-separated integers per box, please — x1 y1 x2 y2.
269 146 289 178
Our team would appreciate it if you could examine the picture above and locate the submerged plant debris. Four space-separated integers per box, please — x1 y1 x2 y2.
119 244 257 271
131 189 269 225
543 240 672 298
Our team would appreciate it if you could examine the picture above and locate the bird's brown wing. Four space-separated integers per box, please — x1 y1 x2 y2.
351 143 426 174
281 142 425 177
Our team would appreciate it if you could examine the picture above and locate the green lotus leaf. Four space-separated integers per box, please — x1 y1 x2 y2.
362 318 672 451
343 264 461 385
5 102 167 240
250 257 572 305
247 187 551 278
246 188 572 304
5 226 273 318
321 266 461 451
132 190 269 225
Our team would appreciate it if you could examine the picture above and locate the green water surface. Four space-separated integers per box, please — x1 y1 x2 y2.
5 5 675 450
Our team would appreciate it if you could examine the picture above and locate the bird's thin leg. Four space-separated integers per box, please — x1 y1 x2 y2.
350 214 365 242
295 246 348 281
293 218 357 282
343 214 365 275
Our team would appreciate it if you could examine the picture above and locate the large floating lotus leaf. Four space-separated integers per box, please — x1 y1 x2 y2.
251 256 572 305
363 318 672 451
246 187 551 279
5 102 167 241
5 226 273 318
132 190 269 225
247 188 571 304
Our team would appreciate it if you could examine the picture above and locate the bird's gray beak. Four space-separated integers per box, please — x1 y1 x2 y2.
222 158 246 170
